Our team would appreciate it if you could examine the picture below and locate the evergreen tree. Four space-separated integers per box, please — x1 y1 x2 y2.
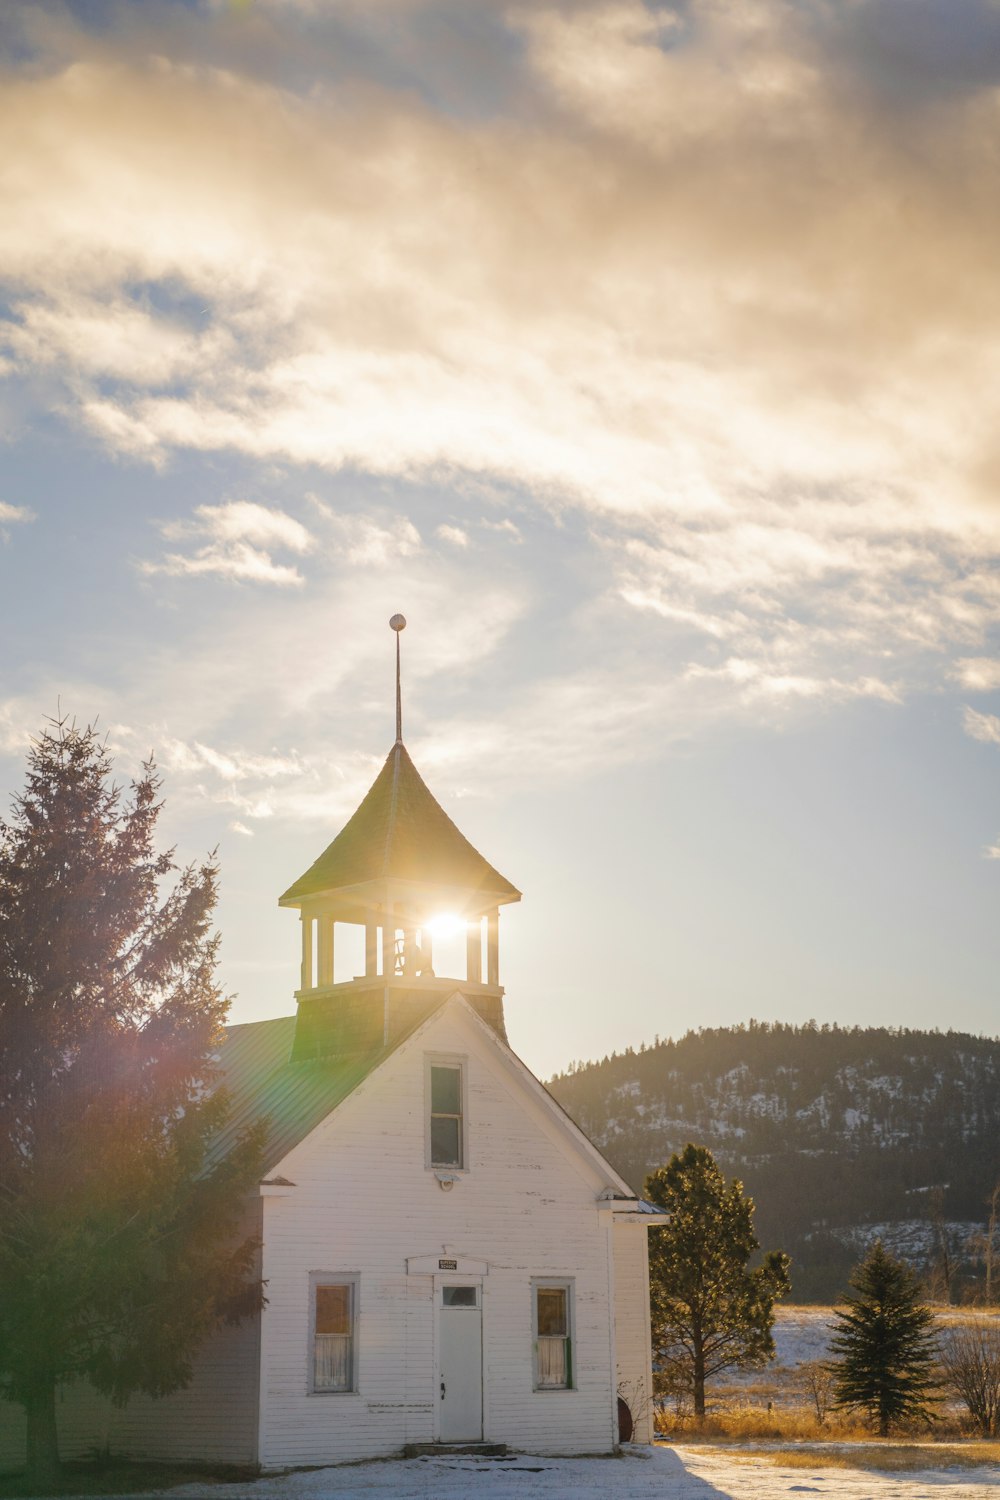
645 1144 790 1417
0 721 266 1486
827 1240 940 1435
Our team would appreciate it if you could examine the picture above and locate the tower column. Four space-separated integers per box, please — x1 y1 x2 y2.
301 913 314 992
317 914 334 987
365 919 378 978
486 907 499 987
466 918 482 985
403 925 418 976
381 912 395 982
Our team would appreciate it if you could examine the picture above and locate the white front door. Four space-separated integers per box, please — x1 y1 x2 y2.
439 1284 482 1442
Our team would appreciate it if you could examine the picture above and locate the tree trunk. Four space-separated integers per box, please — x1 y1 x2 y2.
693 1346 706 1419
987 1183 999 1305
25 1378 60 1488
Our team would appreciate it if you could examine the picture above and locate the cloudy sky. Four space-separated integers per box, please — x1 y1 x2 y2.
2 0 999 1077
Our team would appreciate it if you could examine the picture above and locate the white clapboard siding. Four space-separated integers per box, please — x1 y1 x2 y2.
612 1221 655 1443
256 999 621 1465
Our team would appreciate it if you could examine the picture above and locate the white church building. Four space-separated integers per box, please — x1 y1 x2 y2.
1 623 663 1469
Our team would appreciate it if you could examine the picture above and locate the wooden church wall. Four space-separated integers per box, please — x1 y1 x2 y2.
256 1000 622 1466
612 1221 655 1444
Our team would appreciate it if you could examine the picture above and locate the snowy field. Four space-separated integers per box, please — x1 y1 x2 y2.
710 1305 837 1404
713 1304 1000 1409
113 1445 1000 1500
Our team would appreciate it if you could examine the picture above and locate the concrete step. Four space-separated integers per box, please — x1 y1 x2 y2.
404 1442 508 1459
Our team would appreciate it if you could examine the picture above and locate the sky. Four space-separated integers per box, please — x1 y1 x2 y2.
1 0 999 1079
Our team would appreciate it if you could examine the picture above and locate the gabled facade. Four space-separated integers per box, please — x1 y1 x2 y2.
0 634 662 1469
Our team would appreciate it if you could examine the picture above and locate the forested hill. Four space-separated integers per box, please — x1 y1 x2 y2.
547 1023 1000 1301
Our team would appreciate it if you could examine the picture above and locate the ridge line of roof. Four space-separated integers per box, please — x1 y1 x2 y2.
381 741 402 880
447 996 635 1197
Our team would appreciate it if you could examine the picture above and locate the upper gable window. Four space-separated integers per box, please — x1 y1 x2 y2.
429 1062 464 1168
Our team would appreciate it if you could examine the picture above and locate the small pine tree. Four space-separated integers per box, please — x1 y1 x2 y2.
0 721 266 1486
645 1144 790 1418
827 1240 940 1436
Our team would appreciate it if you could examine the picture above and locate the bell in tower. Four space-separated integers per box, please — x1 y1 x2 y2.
279 615 521 1061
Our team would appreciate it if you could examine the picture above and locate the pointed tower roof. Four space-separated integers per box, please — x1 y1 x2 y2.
279 741 520 907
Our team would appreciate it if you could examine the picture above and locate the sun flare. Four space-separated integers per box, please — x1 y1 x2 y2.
424 912 464 940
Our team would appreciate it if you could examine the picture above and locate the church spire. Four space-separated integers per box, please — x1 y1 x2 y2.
390 613 406 743
279 614 520 1059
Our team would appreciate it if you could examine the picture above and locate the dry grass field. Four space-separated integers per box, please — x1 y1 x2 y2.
653 1303 1000 1458
730 1443 1000 1472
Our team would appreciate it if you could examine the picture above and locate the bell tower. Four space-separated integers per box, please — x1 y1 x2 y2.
279 615 521 1061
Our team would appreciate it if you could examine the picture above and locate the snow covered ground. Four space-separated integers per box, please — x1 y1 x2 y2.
714 1304 1000 1407
119 1445 1000 1500
711 1305 835 1403
770 1305 837 1367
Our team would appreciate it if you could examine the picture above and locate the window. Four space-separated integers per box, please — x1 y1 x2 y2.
533 1280 573 1390
442 1285 478 1308
429 1062 464 1168
310 1275 357 1393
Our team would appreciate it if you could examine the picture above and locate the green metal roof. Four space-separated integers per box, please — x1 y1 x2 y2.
279 741 520 905
207 1015 393 1173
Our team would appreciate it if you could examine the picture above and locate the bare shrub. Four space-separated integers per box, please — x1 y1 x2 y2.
799 1359 834 1425
940 1320 1000 1437
653 1364 692 1426
617 1376 652 1439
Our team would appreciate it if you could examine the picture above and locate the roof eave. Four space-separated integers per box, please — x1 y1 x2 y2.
279 875 522 913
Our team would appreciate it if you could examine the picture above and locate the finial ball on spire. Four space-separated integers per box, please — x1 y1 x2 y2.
389 614 407 632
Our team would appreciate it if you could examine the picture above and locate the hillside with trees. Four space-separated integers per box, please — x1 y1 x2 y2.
547 1023 1000 1301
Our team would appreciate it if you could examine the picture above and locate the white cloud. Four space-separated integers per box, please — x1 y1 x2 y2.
143 543 305 586
158 737 306 782
2 293 212 386
963 706 1000 746
481 518 522 542
953 658 1000 692
327 515 421 566
4 3 1000 768
0 502 34 525
0 698 38 755
181 501 313 555
684 658 901 707
5 24 1000 545
229 821 254 837
0 500 36 542
436 524 469 548
143 501 312 586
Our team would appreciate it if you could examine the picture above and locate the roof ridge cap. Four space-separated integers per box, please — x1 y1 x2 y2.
380 741 402 880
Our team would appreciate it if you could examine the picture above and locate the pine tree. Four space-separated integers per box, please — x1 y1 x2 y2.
0 720 266 1486
645 1144 790 1417
828 1240 940 1435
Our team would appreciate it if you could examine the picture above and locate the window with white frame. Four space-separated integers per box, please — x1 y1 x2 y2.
532 1279 573 1390
310 1274 358 1393
428 1061 464 1168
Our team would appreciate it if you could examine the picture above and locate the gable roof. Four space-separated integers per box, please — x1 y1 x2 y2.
210 996 633 1198
208 1014 398 1173
278 741 520 905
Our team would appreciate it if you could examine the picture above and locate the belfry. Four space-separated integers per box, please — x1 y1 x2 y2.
279 615 521 1060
